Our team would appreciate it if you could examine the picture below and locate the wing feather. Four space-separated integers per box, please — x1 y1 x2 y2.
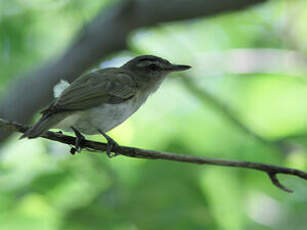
45 68 136 114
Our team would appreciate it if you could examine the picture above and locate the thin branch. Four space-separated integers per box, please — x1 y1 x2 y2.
180 76 298 155
180 77 274 145
1 118 306 193
267 172 292 193
274 132 307 144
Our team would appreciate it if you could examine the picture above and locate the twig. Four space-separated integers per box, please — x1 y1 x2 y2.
180 77 268 144
1 118 306 193
180 76 296 154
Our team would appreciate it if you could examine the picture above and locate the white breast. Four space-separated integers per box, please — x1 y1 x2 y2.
52 78 163 135
69 93 148 134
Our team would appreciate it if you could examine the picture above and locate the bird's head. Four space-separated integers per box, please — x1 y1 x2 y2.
122 55 191 85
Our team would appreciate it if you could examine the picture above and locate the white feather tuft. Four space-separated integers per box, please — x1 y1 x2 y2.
53 80 70 98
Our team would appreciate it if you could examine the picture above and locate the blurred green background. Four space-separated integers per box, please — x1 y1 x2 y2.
0 0 307 229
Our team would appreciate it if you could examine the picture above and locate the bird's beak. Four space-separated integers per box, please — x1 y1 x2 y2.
167 64 191 72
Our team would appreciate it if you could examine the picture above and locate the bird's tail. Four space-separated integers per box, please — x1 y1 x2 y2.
20 113 65 139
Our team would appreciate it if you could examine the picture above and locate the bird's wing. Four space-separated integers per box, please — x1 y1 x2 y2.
43 68 136 114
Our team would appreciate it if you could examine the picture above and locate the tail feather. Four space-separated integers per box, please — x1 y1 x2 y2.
20 114 66 139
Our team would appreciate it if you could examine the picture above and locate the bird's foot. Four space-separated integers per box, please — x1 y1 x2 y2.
97 129 119 158
71 126 85 154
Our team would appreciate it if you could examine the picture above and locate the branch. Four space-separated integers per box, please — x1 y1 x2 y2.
0 0 267 142
180 77 275 145
1 118 306 193
179 76 302 155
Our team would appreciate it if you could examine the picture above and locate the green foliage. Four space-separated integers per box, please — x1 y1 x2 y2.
0 0 307 229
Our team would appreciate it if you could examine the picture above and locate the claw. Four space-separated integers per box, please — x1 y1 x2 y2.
70 147 77 155
71 126 85 154
97 129 119 158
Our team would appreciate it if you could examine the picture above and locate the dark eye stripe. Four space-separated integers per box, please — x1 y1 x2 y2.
148 64 160 70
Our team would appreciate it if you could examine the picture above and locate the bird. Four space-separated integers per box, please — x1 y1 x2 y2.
20 55 191 156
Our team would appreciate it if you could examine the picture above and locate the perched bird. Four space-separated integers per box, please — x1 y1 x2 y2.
20 55 191 155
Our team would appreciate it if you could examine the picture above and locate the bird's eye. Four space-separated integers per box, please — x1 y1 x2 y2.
148 64 159 71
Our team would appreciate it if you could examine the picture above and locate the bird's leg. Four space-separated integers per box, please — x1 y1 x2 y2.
97 129 119 158
71 126 85 154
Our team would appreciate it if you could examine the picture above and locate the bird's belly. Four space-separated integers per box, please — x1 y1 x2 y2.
73 99 144 134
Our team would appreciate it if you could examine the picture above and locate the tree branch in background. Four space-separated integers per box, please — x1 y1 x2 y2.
180 76 280 148
179 48 307 155
1 118 306 193
0 0 267 142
